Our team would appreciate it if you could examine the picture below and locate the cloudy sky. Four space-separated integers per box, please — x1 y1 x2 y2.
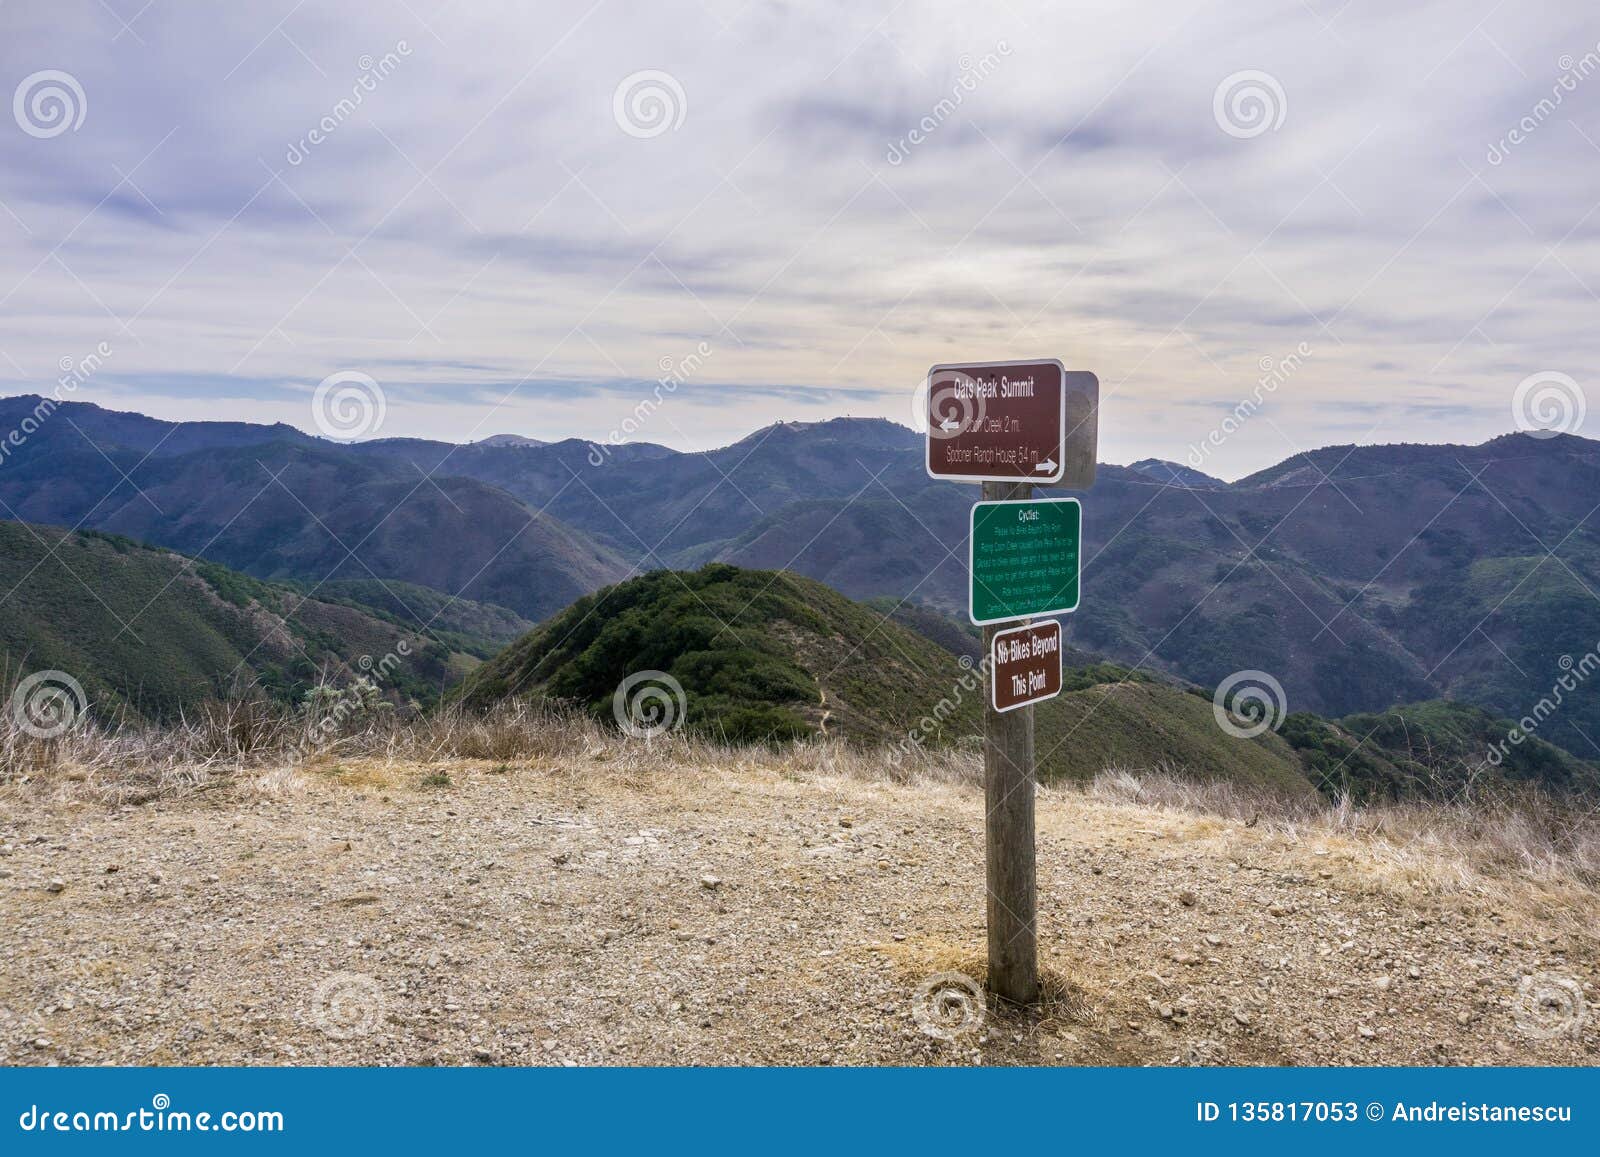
1 0 1597 477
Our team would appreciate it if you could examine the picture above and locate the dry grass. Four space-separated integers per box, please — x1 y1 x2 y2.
1083 765 1600 892
5 700 1597 901
1 696 984 802
0 698 603 806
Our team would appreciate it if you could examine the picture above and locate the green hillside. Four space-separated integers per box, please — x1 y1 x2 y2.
12 526 1589 807
1034 681 1315 796
459 563 960 745
457 563 1321 795
0 521 491 720
314 579 534 658
1281 699 1600 802
458 564 1600 804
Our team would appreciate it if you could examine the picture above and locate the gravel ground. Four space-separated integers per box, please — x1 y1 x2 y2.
2 755 1596 1066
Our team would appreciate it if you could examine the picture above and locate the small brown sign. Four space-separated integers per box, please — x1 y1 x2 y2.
924 359 1098 486
990 619 1062 714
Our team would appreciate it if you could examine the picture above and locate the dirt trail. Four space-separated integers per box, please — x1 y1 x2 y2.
1 756 1595 1066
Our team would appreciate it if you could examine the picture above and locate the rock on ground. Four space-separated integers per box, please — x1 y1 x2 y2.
1 756 1596 1067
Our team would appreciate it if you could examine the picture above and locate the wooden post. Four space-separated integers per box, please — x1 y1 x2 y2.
981 478 1039 1005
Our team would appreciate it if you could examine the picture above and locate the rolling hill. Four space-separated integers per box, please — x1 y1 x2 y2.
457 564 1596 802
458 562 970 748
1280 699 1600 801
0 521 509 719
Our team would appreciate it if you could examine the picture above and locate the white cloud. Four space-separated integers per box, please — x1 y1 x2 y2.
1 0 1597 477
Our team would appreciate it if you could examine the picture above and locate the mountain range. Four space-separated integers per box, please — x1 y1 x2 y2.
3 394 1598 765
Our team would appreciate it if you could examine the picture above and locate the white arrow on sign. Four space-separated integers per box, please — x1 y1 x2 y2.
940 418 961 432
1034 457 1057 473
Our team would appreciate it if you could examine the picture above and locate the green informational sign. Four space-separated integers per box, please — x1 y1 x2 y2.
968 497 1081 625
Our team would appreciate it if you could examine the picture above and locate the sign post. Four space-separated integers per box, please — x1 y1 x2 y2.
991 619 1063 714
926 359 1097 1009
980 480 1039 1006
969 497 1081 626
925 359 1098 485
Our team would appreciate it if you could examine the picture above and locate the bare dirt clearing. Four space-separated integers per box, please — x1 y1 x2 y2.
2 749 1596 1066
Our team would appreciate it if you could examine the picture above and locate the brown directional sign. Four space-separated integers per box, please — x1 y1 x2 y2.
924 359 1098 487
990 619 1063 714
